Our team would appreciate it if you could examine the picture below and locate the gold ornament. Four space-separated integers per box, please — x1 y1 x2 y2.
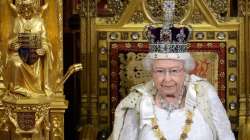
151 110 193 140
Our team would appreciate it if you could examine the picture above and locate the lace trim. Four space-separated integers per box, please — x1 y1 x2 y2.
150 110 193 140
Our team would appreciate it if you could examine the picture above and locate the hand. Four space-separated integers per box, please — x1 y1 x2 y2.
9 37 20 51
11 43 20 51
36 48 46 56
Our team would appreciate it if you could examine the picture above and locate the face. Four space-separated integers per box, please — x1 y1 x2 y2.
18 3 35 20
152 59 186 98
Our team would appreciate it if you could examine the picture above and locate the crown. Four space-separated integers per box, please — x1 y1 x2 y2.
144 0 192 54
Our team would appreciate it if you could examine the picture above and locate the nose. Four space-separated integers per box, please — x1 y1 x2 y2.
163 71 172 82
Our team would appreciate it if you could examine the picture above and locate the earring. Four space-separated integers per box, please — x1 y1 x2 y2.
184 74 190 86
152 81 157 95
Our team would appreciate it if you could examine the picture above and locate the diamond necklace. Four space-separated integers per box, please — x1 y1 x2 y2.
158 86 186 119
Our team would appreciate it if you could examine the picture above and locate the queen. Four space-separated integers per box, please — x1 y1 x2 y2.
109 0 235 140
3 0 54 97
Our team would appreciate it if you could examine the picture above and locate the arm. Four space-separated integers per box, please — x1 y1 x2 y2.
109 91 141 140
119 109 139 140
36 18 54 70
36 18 49 56
205 82 235 140
8 18 20 51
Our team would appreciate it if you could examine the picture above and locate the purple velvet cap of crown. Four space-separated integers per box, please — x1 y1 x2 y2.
145 25 192 53
147 26 191 44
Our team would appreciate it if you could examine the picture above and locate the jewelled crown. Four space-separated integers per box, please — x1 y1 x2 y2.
145 0 192 53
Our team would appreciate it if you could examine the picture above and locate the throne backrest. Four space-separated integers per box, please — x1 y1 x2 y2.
97 31 239 131
95 0 241 133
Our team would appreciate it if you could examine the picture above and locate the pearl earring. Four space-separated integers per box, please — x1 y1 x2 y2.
184 74 190 86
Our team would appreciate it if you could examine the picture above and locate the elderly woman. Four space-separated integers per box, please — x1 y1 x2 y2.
109 1 235 140
109 46 235 140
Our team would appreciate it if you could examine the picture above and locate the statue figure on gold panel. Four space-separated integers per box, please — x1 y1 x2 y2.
3 0 54 97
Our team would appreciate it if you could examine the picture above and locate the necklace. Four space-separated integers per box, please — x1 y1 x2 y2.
150 109 193 140
159 96 182 119
158 86 186 119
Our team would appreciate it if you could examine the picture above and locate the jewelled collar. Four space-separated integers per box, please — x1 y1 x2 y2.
150 109 193 140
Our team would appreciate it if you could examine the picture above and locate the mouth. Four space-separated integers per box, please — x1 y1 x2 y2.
165 94 175 98
159 85 177 97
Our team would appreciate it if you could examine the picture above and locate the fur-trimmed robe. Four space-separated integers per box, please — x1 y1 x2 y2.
109 75 235 140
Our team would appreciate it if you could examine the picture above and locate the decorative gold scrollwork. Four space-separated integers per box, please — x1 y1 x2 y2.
1 99 50 139
103 0 130 23
51 114 64 140
129 10 145 24
142 0 194 24
80 0 96 17
0 111 8 132
203 0 228 21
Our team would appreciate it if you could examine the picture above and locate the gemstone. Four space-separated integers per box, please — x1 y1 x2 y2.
195 32 204 40
229 102 237 110
217 32 226 40
110 32 118 40
229 74 237 82
229 47 236 54
131 32 140 40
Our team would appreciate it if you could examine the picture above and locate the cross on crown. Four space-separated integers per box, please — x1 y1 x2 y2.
144 0 192 53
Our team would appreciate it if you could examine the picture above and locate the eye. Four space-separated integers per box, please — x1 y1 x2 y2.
170 69 178 73
153 69 164 74
156 69 164 73
170 68 183 74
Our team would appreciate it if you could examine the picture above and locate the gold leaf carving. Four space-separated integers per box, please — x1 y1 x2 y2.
129 10 145 24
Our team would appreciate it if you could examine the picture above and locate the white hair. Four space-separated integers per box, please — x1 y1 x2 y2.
142 52 196 73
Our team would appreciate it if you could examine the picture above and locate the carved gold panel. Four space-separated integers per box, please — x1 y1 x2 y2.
0 0 69 140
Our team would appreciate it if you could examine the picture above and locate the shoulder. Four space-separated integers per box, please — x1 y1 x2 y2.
33 16 43 20
189 74 208 84
189 74 216 93
117 81 154 110
34 17 44 24
14 17 22 24
188 74 219 104
116 84 143 110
